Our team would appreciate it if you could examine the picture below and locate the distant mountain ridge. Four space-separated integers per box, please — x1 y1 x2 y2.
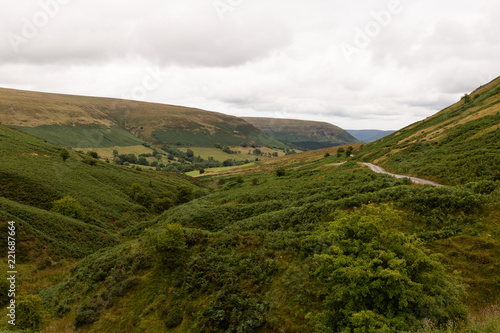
346 129 395 142
0 87 287 149
242 117 360 150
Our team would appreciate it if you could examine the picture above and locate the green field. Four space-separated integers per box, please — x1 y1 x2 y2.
185 163 256 176
90 145 156 159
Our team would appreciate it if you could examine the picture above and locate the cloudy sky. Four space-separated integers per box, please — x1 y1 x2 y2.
1 0 500 130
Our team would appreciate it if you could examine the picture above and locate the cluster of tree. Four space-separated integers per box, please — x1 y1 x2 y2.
112 146 254 174
129 183 197 213
214 143 239 154
337 146 354 157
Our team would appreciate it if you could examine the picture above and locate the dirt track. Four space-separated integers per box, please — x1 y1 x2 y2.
362 163 443 187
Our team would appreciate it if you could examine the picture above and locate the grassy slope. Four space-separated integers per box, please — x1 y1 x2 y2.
243 117 360 150
356 76 500 185
36 148 499 332
2 78 499 332
0 125 204 256
0 87 287 149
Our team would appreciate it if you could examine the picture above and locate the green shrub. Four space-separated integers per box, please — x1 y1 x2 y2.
276 167 286 177
75 309 98 327
310 205 467 332
143 225 187 268
17 294 46 331
60 148 70 161
177 186 195 204
87 151 99 159
164 305 184 328
0 280 9 305
82 157 97 166
51 196 86 220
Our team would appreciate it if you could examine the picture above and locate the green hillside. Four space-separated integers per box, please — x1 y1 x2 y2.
0 88 287 149
31 152 499 333
242 117 360 150
357 76 500 185
1 78 499 333
0 125 205 260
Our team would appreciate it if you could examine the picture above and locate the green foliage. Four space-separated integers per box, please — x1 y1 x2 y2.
87 151 99 159
162 305 184 328
324 152 330 158
60 148 70 161
144 225 187 268
51 196 86 220
17 294 46 331
0 280 9 305
177 185 195 204
276 167 286 177
82 157 97 166
311 206 467 332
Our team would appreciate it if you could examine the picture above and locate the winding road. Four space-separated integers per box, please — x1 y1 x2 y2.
362 163 443 187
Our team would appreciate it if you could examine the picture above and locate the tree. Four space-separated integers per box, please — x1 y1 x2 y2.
51 196 86 220
276 167 286 177
176 186 195 204
253 148 262 156
137 156 149 166
87 151 99 159
462 93 471 104
309 205 467 332
60 148 70 161
346 146 354 157
112 149 119 157
324 152 330 158
186 149 194 158
143 225 187 268
336 147 345 157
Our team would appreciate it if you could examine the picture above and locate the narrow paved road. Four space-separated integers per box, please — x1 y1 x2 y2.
362 163 443 187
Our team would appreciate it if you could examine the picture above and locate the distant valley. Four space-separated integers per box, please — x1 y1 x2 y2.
346 129 396 142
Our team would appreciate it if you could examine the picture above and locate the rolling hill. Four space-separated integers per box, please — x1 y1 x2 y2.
0 124 205 260
357 76 500 185
242 117 360 150
0 88 287 149
0 78 499 332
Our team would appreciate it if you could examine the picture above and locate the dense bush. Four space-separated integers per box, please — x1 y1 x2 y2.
17 294 46 331
51 196 86 220
309 206 467 332
143 225 187 268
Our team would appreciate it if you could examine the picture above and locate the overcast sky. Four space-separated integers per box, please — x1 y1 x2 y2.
1 0 500 130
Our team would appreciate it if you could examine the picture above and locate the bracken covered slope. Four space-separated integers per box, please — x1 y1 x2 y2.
357 76 500 185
